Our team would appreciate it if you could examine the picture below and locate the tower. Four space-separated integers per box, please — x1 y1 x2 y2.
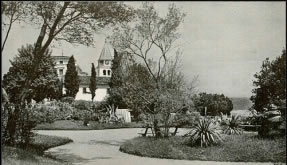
97 42 113 77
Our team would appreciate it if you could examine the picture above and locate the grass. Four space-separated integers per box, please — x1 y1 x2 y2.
2 134 73 165
34 120 145 130
120 133 286 162
27 134 73 154
1 146 70 165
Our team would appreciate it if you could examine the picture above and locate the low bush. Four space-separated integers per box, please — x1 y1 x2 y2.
35 120 144 130
2 103 37 149
184 118 222 147
61 97 74 104
249 110 285 138
31 101 74 123
223 115 243 135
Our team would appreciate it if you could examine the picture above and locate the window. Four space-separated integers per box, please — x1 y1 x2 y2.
103 70 106 75
59 69 63 75
108 70 111 76
83 87 87 94
105 60 109 65
100 60 104 64
60 61 63 64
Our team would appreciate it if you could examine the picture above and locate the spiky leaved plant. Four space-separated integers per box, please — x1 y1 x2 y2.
184 118 222 147
223 115 243 135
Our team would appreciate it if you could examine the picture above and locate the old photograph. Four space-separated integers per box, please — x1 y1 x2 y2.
1 1 286 165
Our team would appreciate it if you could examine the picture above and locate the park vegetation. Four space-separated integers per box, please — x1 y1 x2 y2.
108 2 198 138
1 1 285 163
64 56 79 98
1 1 135 160
89 63 97 102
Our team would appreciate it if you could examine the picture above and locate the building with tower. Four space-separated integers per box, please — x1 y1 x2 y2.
96 43 113 77
52 43 113 102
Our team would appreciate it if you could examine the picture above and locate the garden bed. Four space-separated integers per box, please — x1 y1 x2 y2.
120 133 286 162
26 134 73 154
2 134 73 165
34 120 145 130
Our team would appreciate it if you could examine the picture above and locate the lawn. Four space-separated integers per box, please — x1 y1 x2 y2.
120 133 286 163
2 133 73 165
27 134 73 154
34 120 145 130
2 146 70 165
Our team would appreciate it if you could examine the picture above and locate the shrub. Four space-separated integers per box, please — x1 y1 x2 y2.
83 118 89 126
223 115 243 135
61 97 75 104
258 110 285 138
184 118 222 147
73 100 93 110
31 104 57 124
2 103 37 149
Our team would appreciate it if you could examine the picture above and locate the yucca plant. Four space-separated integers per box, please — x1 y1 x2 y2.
223 115 243 135
184 118 222 147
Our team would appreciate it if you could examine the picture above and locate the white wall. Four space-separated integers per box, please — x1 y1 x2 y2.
75 86 109 102
116 109 131 123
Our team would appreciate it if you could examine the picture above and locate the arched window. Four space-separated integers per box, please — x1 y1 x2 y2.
103 70 106 75
108 70 111 75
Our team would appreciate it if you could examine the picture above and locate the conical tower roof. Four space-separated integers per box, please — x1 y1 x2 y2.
99 43 113 60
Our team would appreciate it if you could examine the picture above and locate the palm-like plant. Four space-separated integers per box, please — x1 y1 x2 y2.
223 115 243 135
184 118 222 147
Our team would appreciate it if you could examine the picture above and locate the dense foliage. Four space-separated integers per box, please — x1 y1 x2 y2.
2 44 60 103
1 1 135 150
108 3 196 137
192 93 233 116
64 56 80 98
107 49 127 109
89 63 97 101
2 103 37 148
250 49 286 113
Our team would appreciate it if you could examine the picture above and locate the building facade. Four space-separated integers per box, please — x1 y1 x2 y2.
52 44 113 102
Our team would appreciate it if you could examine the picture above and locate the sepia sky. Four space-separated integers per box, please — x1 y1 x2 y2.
1 2 286 98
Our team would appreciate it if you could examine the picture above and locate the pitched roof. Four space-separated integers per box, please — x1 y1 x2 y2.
51 56 70 59
76 65 88 76
99 44 113 60
79 76 110 86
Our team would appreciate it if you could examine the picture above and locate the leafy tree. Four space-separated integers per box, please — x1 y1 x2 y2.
108 2 197 137
1 1 27 53
250 49 286 113
50 78 63 101
107 49 127 108
1 1 134 147
64 56 79 98
2 44 59 147
11 1 134 106
2 44 59 103
192 93 233 116
89 63 97 101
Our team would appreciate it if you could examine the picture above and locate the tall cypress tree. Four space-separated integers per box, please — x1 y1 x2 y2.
107 49 126 108
89 63 97 102
64 55 79 98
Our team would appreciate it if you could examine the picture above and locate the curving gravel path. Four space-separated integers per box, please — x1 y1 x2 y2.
36 128 275 165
